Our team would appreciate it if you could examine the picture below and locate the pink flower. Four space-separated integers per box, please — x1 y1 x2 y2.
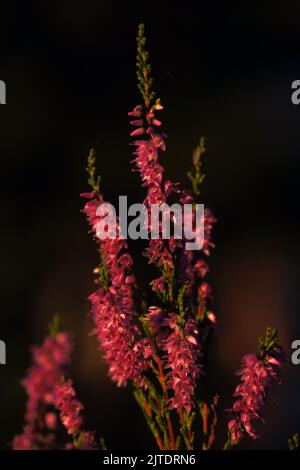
207 311 217 325
146 306 169 345
128 105 142 117
197 282 211 300
151 276 164 293
13 332 73 450
164 180 180 197
132 139 166 204
82 193 150 387
130 127 145 136
228 347 284 445
13 331 96 450
194 259 209 278
202 209 216 256
130 119 144 127
129 105 181 283
13 426 38 450
177 193 215 300
53 379 84 436
45 412 57 430
162 314 203 414
52 376 97 448
89 287 148 386
145 239 174 268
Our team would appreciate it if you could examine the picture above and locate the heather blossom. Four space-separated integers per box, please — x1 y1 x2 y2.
13 324 96 450
226 328 285 447
163 314 203 414
52 378 96 449
146 306 169 346
53 379 84 435
82 152 151 387
127 25 215 416
13 330 72 450
131 135 177 270
88 286 150 387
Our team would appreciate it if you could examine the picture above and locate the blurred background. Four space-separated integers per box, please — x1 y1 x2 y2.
1 0 300 449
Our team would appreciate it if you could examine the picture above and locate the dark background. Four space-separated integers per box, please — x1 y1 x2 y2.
1 0 300 449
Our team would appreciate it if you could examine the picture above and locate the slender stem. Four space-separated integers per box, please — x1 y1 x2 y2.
178 409 193 450
166 414 176 450
156 435 164 450
202 402 208 435
154 354 167 394
143 399 152 417
153 354 176 450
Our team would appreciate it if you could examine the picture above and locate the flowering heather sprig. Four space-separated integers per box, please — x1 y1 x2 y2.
178 203 216 311
88 287 151 387
226 327 285 447
162 314 203 414
129 25 211 419
13 321 96 450
178 139 216 320
82 151 151 387
131 106 216 321
13 327 72 450
53 379 84 435
53 378 96 449
129 26 180 298
130 120 177 284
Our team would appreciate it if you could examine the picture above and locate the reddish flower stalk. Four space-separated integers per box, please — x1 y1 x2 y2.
53 378 96 449
131 131 178 275
88 286 150 387
129 24 207 418
226 328 285 447
178 140 216 320
13 326 95 450
130 36 217 332
162 314 203 414
129 26 181 287
13 330 72 450
82 152 151 387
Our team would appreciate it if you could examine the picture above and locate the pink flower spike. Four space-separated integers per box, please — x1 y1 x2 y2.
163 314 203 414
53 379 85 437
13 331 74 450
227 344 284 445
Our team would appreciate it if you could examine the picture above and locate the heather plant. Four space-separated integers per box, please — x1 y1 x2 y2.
13 24 288 451
13 316 97 450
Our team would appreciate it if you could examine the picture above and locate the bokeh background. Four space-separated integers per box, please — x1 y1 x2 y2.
1 0 300 449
